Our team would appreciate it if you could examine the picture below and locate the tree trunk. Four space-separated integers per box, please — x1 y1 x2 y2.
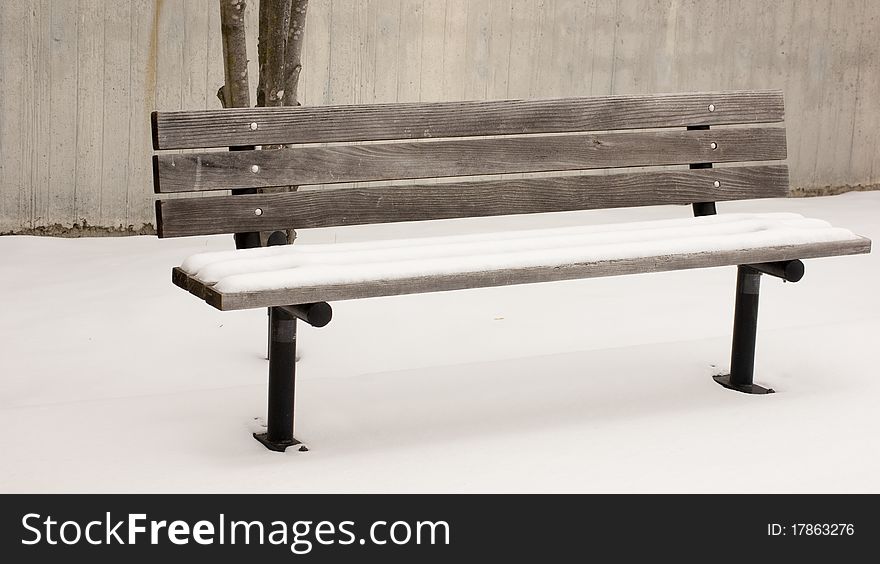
258 0 290 109
219 0 260 250
282 0 308 108
257 0 309 245
218 0 309 246
218 0 250 109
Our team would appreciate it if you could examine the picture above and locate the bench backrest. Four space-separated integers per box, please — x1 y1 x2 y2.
151 90 787 238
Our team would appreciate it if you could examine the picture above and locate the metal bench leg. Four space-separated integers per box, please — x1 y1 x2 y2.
254 307 308 451
266 231 290 360
714 265 775 394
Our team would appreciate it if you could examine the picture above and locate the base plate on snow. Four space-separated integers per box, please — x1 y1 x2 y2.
253 432 309 452
713 374 775 395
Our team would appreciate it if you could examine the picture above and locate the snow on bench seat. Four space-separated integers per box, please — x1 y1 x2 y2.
173 213 870 310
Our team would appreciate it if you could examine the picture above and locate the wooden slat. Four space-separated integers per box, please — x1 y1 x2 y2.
153 127 787 193
175 238 871 310
151 90 784 149
172 266 210 299
156 165 789 238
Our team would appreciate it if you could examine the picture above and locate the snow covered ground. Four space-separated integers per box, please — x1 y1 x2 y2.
1 191 877 493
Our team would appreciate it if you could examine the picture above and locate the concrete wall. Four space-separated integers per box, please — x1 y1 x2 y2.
1 0 878 234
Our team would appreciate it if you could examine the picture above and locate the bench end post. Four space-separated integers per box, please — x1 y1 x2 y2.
714 265 775 395
254 307 308 452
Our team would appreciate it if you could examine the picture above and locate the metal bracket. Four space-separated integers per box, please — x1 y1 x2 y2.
745 260 804 282
280 302 333 327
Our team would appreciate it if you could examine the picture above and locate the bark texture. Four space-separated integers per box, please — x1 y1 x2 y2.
282 0 308 107
218 0 309 245
219 0 250 109
257 0 290 108
256 0 309 244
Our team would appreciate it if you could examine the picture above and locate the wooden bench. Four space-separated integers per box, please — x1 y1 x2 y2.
151 90 871 452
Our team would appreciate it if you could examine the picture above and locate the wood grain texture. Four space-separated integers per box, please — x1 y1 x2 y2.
177 238 872 310
151 90 785 149
156 165 790 238
172 266 210 299
154 127 787 193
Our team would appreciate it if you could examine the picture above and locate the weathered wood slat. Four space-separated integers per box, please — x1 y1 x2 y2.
154 128 787 193
172 266 210 299
156 165 789 238
178 238 870 310
151 90 784 149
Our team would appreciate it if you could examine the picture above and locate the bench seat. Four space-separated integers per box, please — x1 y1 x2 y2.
173 212 870 310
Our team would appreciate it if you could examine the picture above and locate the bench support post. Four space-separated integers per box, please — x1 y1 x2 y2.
253 307 308 452
687 125 717 217
714 266 774 394
265 231 291 359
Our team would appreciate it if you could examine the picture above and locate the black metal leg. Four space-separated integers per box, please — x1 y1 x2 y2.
714 265 775 394
266 231 290 360
254 307 308 451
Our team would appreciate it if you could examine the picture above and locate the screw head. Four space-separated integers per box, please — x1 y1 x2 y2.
254 208 263 216
251 165 260 173
713 180 721 188
708 104 716 112
710 142 717 149
249 122 258 130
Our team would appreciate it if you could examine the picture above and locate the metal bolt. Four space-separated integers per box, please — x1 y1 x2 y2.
251 165 260 173
713 180 721 188
708 104 716 112
710 142 717 149
250 122 258 130
254 208 263 216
